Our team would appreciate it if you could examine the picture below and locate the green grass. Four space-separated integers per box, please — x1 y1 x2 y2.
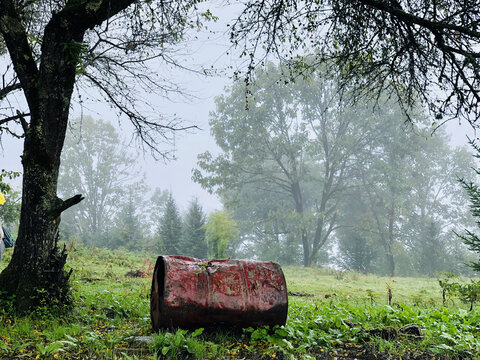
0 246 479 359
283 266 452 306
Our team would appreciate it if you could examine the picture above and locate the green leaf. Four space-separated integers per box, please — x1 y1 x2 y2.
191 328 204 337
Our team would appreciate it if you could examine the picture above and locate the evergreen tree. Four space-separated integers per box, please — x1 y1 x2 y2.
181 198 208 258
110 184 146 250
158 193 183 255
416 220 445 277
458 141 480 273
338 232 377 274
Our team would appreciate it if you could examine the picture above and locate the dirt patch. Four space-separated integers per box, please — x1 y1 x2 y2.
125 269 144 278
288 291 316 297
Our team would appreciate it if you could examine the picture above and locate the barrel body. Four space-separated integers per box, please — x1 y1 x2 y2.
150 256 288 331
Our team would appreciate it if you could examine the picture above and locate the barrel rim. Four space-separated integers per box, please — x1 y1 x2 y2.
150 256 167 332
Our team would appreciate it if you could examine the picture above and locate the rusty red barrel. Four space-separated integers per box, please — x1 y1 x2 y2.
150 256 288 331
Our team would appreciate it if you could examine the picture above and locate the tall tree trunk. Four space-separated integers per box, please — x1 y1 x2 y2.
0 10 84 311
0 0 143 312
386 248 395 277
0 105 83 312
291 182 311 267
0 146 71 311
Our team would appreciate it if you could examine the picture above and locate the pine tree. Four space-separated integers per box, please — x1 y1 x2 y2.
181 198 207 258
110 184 146 250
417 221 445 276
158 193 183 255
458 140 480 272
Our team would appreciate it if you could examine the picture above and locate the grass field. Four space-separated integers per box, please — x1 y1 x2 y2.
1 246 479 359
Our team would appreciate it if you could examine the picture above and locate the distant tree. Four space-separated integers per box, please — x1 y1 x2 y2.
139 188 170 252
158 193 183 255
338 232 376 274
336 188 378 273
357 110 428 276
403 139 472 275
221 181 302 264
148 188 170 232
109 183 148 251
58 116 140 246
232 0 480 126
416 220 446 277
181 198 207 258
341 118 472 276
458 141 480 273
205 211 238 259
194 64 377 266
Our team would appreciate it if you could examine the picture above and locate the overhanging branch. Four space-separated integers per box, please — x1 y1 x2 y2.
359 0 480 39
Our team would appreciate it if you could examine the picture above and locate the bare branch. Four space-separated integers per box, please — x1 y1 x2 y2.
0 112 30 126
0 83 22 101
83 71 197 159
0 0 39 108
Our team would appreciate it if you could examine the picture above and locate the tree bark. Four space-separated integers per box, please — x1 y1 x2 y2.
0 3 88 311
0 0 143 311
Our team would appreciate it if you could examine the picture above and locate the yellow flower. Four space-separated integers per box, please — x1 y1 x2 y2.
53 354 59 359
0 192 5 205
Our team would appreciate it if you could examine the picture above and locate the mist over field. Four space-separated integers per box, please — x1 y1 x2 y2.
1 2 479 279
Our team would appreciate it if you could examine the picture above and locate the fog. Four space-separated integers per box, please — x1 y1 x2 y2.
1 2 480 278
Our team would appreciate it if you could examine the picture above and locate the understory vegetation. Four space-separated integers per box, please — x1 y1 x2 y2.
1 247 480 359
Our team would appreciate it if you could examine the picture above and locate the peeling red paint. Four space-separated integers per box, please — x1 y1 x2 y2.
150 256 288 331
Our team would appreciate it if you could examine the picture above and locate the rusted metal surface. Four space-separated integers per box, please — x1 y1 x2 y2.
150 255 288 331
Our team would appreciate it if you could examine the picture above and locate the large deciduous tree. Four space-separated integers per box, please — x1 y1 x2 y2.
0 0 201 311
337 124 472 276
231 0 480 126
194 64 379 266
110 183 148 250
58 116 140 247
204 210 238 259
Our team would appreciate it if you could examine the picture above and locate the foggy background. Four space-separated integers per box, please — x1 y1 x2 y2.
1 2 479 276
